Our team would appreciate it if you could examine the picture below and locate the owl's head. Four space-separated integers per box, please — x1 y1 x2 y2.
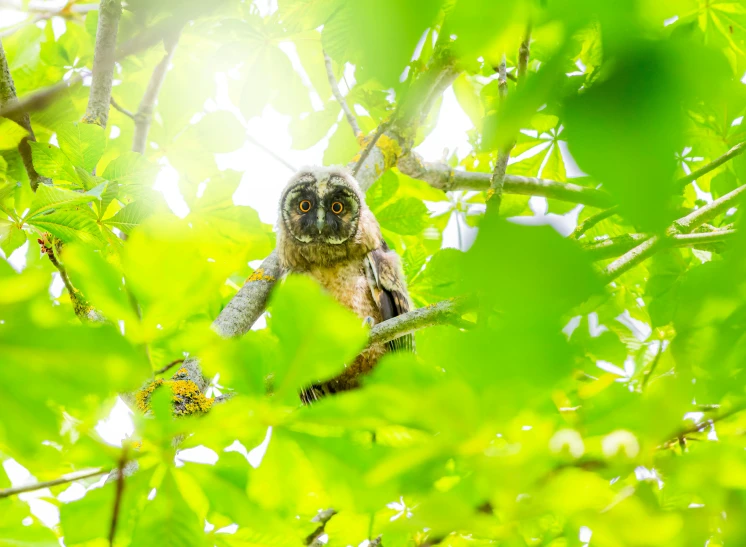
279 167 365 245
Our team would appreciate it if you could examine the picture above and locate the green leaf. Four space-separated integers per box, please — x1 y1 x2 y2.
29 141 79 184
323 122 358 165
0 320 149 457
74 166 106 191
366 170 400 211
25 184 94 218
27 209 104 246
0 118 28 150
102 152 158 187
323 0 441 86
375 197 429 235
57 121 106 171
130 470 208 547
289 104 340 150
104 200 154 234
188 111 246 154
269 275 368 399
0 223 27 256
0 501 59 546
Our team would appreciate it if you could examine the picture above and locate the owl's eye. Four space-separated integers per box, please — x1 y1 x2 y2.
331 201 344 214
299 200 312 213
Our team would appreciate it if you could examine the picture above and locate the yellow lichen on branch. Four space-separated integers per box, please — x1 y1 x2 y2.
376 134 402 170
135 369 213 416
247 268 275 283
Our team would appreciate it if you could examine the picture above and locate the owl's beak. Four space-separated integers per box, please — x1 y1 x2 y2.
316 210 325 233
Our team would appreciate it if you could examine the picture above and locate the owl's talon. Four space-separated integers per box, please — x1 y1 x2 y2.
362 316 376 328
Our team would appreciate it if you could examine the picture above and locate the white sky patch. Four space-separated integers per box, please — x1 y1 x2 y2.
224 426 273 469
154 159 190 218
49 272 65 299
7 241 29 272
177 446 220 466
94 397 135 447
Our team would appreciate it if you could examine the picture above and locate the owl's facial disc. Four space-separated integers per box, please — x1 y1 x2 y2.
281 175 361 245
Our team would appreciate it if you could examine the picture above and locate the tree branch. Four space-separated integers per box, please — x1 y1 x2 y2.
305 509 336 546
486 54 511 214
397 151 614 208
211 252 281 338
571 205 619 239
368 297 473 347
601 184 746 281
40 236 106 323
673 183 746 233
83 0 122 128
323 51 360 137
0 468 106 499
131 27 181 154
0 38 51 190
678 142 746 190
582 229 737 260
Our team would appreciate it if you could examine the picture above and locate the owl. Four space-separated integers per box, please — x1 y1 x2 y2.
276 166 413 402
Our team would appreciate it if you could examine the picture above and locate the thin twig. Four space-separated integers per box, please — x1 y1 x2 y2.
641 341 664 391
661 402 746 449
323 51 361 137
109 96 135 119
571 205 619 239
0 468 106 499
155 358 185 376
131 27 182 154
247 134 296 172
108 447 127 547
517 25 531 84
678 142 746 190
45 245 76 297
352 120 390 177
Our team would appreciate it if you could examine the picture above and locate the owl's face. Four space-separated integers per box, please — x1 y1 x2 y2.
280 169 362 245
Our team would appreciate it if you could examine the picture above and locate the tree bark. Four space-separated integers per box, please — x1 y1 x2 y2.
83 0 122 128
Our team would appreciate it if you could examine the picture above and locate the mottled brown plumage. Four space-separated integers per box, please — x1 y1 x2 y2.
276 166 413 401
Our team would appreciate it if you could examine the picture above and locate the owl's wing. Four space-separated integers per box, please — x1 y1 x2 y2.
364 242 415 352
